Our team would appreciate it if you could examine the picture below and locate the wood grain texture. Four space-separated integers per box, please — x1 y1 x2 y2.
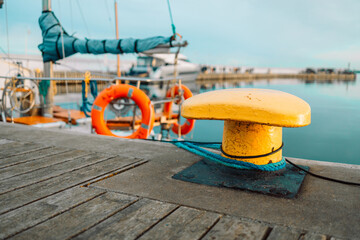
329 237 346 240
0 147 69 169
11 192 137 240
73 198 178 240
0 156 141 215
202 215 269 240
0 142 47 158
139 206 220 240
0 149 85 180
0 151 106 194
267 226 303 240
0 142 24 153
300 232 328 240
0 187 105 239
0 139 14 145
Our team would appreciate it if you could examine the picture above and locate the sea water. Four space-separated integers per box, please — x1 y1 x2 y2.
187 76 360 165
58 75 360 165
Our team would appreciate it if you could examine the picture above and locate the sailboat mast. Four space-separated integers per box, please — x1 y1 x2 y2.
42 0 51 11
115 0 121 77
42 0 54 117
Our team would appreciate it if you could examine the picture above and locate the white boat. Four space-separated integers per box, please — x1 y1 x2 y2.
128 53 201 82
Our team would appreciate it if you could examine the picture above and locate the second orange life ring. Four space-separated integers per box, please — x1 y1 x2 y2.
91 84 155 139
164 84 195 135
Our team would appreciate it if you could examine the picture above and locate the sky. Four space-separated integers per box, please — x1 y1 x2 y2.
0 0 359 69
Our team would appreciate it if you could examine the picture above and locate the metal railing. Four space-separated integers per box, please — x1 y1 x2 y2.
0 75 182 82
0 75 184 136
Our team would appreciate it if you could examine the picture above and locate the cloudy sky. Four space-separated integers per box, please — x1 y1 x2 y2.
1 0 359 69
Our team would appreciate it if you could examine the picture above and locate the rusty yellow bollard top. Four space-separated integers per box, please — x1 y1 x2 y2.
181 89 311 165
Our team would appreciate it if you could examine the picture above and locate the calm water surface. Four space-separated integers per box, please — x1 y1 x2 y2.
188 76 360 165
59 76 359 165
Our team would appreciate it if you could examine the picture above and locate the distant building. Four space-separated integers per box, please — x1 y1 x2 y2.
200 64 303 74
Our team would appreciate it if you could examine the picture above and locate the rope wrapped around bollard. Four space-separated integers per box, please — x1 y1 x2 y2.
172 141 286 171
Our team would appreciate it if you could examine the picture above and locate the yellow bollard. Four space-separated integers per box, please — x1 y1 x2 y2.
223 121 282 164
181 89 311 166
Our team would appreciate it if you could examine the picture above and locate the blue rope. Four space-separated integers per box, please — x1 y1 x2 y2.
166 0 176 35
172 141 286 171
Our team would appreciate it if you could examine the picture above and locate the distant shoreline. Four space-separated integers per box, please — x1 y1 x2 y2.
196 72 356 81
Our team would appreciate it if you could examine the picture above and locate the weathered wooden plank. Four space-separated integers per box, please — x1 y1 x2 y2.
329 237 345 240
0 139 14 145
0 147 69 169
0 151 100 194
300 232 327 240
267 226 303 240
0 142 48 158
202 215 269 240
0 156 144 214
73 198 178 240
0 149 85 180
138 206 220 240
0 187 105 239
0 141 22 152
11 192 138 240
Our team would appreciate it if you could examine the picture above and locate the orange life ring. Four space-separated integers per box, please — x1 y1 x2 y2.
91 84 155 139
164 85 195 135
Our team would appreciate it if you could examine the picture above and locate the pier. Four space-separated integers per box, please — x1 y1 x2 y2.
0 122 359 239
39 71 358 95
196 72 357 81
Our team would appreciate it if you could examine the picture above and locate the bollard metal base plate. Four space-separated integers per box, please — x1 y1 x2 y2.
172 159 309 199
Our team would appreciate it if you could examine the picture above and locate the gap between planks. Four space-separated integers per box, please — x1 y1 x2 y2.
2 189 107 239
68 198 144 239
0 157 147 215
0 142 50 159
133 205 181 240
81 159 149 188
198 216 222 240
0 147 73 170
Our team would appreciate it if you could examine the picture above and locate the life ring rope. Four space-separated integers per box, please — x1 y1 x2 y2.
91 84 155 139
164 84 195 136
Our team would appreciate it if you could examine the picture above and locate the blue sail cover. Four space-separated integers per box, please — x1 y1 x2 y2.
38 11 172 62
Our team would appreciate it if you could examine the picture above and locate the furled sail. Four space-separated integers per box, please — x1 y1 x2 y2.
38 11 172 62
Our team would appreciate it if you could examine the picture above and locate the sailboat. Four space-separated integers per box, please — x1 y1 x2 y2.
38 11 182 63
0 1 196 140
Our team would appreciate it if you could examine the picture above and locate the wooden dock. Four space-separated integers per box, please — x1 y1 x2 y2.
0 123 359 239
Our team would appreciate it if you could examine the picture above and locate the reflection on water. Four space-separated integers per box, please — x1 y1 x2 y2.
57 76 359 165
197 78 357 93
188 76 360 165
